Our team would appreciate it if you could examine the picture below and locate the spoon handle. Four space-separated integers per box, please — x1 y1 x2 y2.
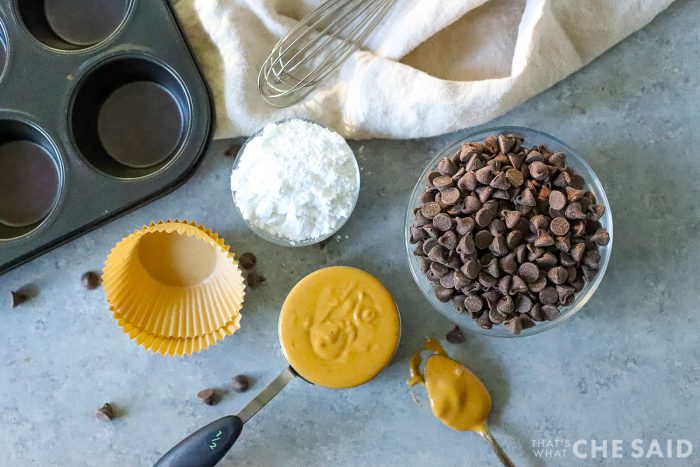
480 428 515 467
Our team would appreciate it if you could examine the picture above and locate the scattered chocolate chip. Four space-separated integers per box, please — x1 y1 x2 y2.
238 252 257 269
446 325 465 344
225 144 241 158
10 291 28 308
95 403 114 422
246 273 266 289
81 271 101 290
197 388 217 405
232 375 250 393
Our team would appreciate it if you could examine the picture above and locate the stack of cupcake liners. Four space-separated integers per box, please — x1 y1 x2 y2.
103 220 245 356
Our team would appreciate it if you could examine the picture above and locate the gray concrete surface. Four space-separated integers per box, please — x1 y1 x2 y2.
1 0 699 465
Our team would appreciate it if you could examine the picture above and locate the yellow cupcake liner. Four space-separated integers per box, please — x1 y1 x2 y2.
103 220 245 350
117 316 241 357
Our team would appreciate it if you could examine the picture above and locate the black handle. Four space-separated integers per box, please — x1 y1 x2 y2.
154 415 244 467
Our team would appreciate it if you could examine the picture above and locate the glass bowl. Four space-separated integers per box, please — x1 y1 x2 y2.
405 126 613 337
231 119 361 247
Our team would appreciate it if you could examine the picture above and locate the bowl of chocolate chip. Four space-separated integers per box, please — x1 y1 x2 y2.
406 127 612 337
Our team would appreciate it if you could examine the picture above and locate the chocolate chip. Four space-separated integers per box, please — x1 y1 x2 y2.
474 230 493 250
503 316 523 335
510 275 528 294
590 229 610 246
498 135 515 154
555 235 571 253
542 305 560 321
501 210 521 229
499 254 518 275
564 202 587 220
246 273 267 289
475 186 493 203
529 303 544 321
457 174 477 193
549 190 567 211
464 154 485 171
446 325 465 344
437 158 457 176
10 291 28 308
428 245 450 264
435 286 455 302
455 217 476 235
475 166 494 185
465 295 484 314
432 213 453 232
539 287 559 305
505 169 524 187
456 234 476 255
433 176 454 191
417 256 431 272
583 250 601 269
589 203 606 221
489 235 509 257
489 308 507 324
478 272 497 289
490 219 507 237
95 403 114 422
452 295 467 313
550 217 570 236
476 311 493 329
440 271 456 289
515 294 533 314
81 271 101 290
497 295 515 314
421 202 442 219
518 262 539 283
197 388 217 405
548 152 566 168
547 266 569 285
516 188 537 207
441 187 461 205
475 208 493 227
225 144 241 158
438 231 458 250
232 375 250 392
529 161 550 181
534 231 555 247
410 226 428 243
462 195 482 214
430 262 450 278
422 238 438 255
506 231 524 249
490 172 511 191
556 285 575 304
571 242 586 262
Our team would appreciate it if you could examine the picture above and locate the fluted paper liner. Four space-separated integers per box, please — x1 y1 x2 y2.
103 220 245 354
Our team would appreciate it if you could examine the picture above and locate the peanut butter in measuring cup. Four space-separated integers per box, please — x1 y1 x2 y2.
279 266 401 388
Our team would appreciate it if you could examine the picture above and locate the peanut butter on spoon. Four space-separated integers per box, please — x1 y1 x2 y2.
409 338 514 467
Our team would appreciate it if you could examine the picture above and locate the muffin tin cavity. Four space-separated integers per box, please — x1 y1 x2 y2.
0 120 62 240
71 57 190 178
17 0 131 50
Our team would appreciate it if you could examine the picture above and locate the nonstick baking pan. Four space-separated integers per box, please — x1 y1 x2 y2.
0 0 212 274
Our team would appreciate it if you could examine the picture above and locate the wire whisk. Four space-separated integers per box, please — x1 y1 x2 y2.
258 0 395 107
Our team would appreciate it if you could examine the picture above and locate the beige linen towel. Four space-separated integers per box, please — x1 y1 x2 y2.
175 0 674 139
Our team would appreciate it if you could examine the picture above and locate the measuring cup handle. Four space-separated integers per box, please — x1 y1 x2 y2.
154 415 244 467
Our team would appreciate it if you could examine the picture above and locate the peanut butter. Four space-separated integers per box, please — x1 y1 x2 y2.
279 266 400 388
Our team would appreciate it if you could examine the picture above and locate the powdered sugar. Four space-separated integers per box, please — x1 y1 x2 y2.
231 120 359 244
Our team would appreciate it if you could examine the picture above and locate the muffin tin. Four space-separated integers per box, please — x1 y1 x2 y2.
0 0 212 274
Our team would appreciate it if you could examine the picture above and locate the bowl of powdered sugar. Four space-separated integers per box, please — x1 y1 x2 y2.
231 119 360 246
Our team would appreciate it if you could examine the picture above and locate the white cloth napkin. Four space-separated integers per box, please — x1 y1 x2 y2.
175 0 674 140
